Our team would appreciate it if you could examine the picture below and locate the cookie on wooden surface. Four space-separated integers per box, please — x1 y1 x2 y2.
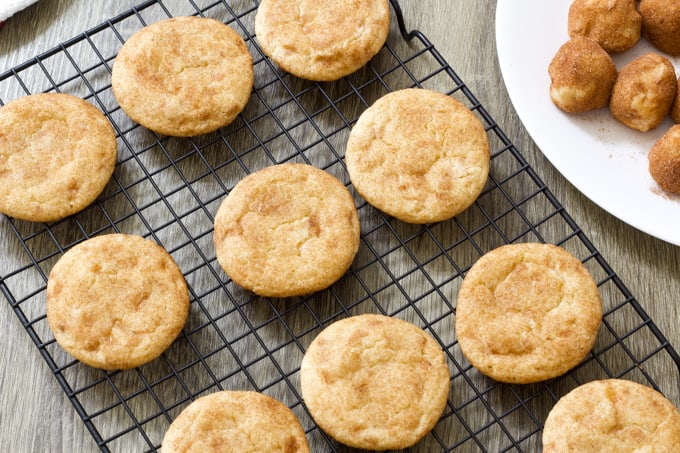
162 390 310 453
300 314 450 450
213 163 360 298
0 93 117 222
254 0 390 81
345 88 490 224
542 379 680 452
46 234 189 370
112 16 253 137
455 243 602 384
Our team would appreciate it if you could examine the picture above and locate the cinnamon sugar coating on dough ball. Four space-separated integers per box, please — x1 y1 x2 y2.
640 0 680 56
671 76 680 124
568 0 641 54
548 37 617 113
609 53 676 132
649 124 680 194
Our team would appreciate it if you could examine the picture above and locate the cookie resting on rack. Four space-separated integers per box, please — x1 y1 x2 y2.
162 391 310 453
254 0 390 81
111 16 253 137
0 93 117 222
300 314 450 450
213 163 360 298
542 379 680 452
455 243 602 384
344 88 490 224
46 234 189 370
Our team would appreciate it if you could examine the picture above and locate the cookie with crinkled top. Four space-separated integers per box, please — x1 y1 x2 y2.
254 0 390 81
46 234 189 370
300 314 450 450
345 88 490 224
0 93 117 222
112 16 253 137
213 163 360 298
455 243 602 384
162 391 310 453
542 379 680 452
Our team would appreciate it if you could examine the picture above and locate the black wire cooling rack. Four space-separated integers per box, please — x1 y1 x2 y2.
2 0 680 451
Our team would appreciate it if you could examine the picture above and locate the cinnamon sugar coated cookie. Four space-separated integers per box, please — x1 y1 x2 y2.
300 314 450 450
640 0 680 56
46 234 189 370
610 53 677 132
455 243 602 384
345 88 490 224
568 0 641 53
0 93 117 222
548 37 617 113
213 163 360 298
162 391 310 453
254 0 390 81
112 16 253 137
649 124 680 194
542 379 680 452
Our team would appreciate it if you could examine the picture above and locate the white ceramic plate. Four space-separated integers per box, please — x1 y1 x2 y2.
495 0 680 246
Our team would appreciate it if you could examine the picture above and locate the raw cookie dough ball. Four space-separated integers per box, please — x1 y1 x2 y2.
610 53 676 132
640 0 680 56
548 37 617 113
649 124 680 194
568 0 641 53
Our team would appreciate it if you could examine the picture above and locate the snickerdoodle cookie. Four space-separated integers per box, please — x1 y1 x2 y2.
548 37 617 113
609 53 677 132
345 88 490 224
455 243 602 384
254 0 390 81
46 234 189 370
162 391 310 453
112 16 253 137
568 0 641 53
0 93 117 222
542 379 680 452
300 314 450 450
213 163 360 298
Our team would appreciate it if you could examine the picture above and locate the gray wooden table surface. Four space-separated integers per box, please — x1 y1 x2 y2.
1 1 679 452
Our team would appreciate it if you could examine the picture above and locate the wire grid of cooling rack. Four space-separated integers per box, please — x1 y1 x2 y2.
1 0 680 451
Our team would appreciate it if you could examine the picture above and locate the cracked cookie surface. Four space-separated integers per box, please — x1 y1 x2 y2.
345 88 490 224
542 379 680 452
213 163 360 298
455 242 602 384
0 93 117 222
300 314 450 450
46 234 189 370
112 16 253 136
254 0 390 81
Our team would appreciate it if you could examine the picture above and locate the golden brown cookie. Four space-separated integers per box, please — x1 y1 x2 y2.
649 124 680 194
344 88 490 224
112 16 253 137
548 37 618 113
254 0 390 81
213 163 360 298
455 243 602 384
640 0 680 56
46 234 189 370
542 379 680 452
568 0 641 54
0 93 117 222
300 314 450 450
609 53 676 132
162 391 310 453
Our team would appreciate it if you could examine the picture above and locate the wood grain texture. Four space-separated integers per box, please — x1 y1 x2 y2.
1 1 679 452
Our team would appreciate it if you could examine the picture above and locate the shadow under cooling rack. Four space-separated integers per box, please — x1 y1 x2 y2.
1 0 680 452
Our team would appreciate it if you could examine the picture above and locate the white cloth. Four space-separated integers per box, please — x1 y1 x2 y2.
0 0 39 22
